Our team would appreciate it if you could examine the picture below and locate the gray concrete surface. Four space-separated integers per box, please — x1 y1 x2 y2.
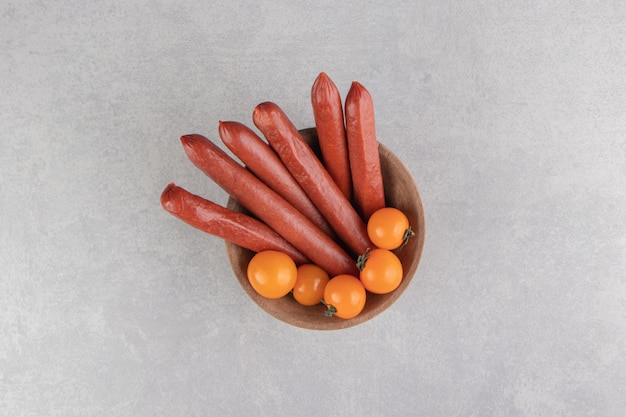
2 1 625 415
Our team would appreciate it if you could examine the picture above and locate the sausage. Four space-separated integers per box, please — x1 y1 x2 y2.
160 183 309 265
344 81 386 221
311 72 352 200
252 102 372 256
218 121 335 239
180 133 358 277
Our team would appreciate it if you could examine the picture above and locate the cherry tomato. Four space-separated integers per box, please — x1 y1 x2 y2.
367 207 414 250
292 264 330 306
358 248 403 294
247 250 297 299
322 274 366 319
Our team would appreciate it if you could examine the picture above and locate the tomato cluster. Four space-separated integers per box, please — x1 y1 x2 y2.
246 206 414 320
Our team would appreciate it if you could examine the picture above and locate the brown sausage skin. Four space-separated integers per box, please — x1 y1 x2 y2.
311 72 352 200
161 183 309 265
252 102 373 256
180 133 358 277
344 81 386 221
218 121 335 239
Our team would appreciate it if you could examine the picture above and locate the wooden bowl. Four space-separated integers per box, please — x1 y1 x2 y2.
225 128 425 330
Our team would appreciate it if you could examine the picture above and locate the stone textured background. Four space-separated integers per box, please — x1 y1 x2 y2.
2 0 625 415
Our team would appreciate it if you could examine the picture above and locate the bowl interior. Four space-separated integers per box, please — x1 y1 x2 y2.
225 128 425 330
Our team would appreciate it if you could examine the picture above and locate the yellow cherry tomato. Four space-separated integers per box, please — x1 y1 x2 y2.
358 248 403 294
292 264 330 306
247 250 297 299
322 274 366 319
367 207 414 250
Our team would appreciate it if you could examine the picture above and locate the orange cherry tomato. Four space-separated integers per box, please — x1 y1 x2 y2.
367 207 414 250
247 250 297 299
358 248 403 294
322 274 366 319
292 264 330 306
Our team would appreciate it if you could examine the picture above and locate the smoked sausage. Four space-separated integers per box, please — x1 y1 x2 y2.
161 183 309 265
344 81 386 221
311 72 352 200
252 102 372 256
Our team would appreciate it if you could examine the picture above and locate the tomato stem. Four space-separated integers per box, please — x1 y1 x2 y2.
400 227 415 249
321 300 337 317
356 248 371 271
